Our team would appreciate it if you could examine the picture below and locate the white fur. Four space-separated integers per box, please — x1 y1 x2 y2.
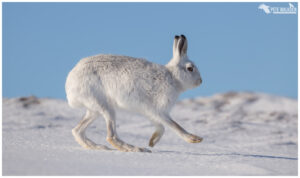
65 35 203 152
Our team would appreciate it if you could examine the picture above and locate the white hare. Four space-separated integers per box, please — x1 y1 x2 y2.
65 35 203 152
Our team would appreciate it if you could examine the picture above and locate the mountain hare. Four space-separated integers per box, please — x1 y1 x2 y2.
65 35 203 152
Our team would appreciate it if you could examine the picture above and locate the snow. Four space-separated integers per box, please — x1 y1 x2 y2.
2 92 298 175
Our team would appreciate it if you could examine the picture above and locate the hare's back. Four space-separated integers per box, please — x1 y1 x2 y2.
77 54 168 79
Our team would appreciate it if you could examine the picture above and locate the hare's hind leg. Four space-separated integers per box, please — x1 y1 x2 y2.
99 106 151 153
149 122 165 147
72 110 112 150
154 113 203 144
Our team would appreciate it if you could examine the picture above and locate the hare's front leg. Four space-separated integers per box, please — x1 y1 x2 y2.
149 122 165 147
101 107 151 153
155 114 203 143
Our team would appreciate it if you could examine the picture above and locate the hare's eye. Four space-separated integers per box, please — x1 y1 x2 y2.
187 67 193 72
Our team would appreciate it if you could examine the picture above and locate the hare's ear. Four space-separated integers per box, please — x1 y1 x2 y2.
180 34 188 55
170 35 188 65
169 35 181 65
173 35 188 58
173 35 180 57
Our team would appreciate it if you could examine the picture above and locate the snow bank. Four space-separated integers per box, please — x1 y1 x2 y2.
2 92 297 175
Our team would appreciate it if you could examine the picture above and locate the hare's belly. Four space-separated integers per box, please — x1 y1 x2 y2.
103 80 149 109
103 78 173 112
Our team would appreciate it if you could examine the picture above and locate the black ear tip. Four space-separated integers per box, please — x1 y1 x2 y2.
181 34 186 39
175 35 180 39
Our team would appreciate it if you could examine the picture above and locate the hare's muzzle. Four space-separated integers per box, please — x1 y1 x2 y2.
196 78 202 86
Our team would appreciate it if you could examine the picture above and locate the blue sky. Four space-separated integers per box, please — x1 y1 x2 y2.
3 2 298 100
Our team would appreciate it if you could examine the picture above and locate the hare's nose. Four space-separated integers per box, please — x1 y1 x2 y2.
198 78 202 84
196 78 202 85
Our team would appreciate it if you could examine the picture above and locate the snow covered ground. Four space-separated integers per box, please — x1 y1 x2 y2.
2 92 298 175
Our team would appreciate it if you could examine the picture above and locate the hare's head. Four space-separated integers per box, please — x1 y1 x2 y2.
166 35 202 91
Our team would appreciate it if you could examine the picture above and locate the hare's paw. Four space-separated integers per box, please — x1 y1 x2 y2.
133 147 152 153
123 144 152 153
149 140 155 147
107 137 151 153
149 131 161 147
184 134 203 143
92 144 114 151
